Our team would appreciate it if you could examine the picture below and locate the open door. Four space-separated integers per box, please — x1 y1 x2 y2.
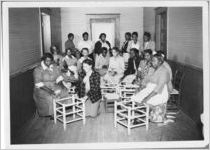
41 12 51 53
91 22 115 47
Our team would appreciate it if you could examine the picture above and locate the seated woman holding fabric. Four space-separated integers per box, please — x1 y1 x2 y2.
103 47 125 85
134 49 154 87
78 59 102 117
95 47 110 76
33 53 69 120
120 48 141 83
131 53 171 123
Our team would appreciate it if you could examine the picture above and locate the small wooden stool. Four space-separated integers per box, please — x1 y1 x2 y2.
53 95 85 130
101 85 119 112
114 100 149 135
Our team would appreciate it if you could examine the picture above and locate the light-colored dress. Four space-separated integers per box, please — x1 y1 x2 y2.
33 61 69 116
131 64 170 106
103 56 125 84
95 54 110 76
128 40 141 51
77 40 94 54
143 41 156 54
62 55 77 67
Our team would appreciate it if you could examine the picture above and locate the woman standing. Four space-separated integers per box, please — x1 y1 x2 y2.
94 33 111 58
142 32 156 54
78 59 102 117
33 53 68 119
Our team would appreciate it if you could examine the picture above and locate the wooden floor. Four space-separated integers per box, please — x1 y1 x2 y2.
12 103 203 144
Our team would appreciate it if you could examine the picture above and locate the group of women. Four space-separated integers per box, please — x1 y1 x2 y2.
33 31 173 123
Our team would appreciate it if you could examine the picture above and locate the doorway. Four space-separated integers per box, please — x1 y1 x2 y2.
88 14 120 48
41 12 51 53
91 20 115 47
155 7 167 57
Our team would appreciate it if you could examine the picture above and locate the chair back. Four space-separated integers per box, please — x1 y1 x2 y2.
173 69 185 91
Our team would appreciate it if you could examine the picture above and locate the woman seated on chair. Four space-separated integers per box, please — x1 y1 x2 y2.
33 53 69 120
50 45 63 67
77 48 92 73
131 53 171 123
120 48 141 83
78 59 102 118
103 47 125 85
95 47 110 76
62 48 78 69
134 49 154 87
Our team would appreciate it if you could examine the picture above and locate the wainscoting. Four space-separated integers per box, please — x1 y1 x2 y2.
10 68 36 142
168 60 203 134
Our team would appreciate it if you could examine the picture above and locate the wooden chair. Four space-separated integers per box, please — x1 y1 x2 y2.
114 100 149 135
53 95 86 130
167 69 185 115
101 85 119 112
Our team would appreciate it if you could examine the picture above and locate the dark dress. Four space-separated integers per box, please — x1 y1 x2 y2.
121 40 130 54
94 40 111 55
78 70 102 117
123 56 141 77
33 64 69 116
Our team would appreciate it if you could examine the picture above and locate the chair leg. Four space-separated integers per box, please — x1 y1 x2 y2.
114 101 117 128
83 101 86 125
128 108 131 135
63 105 66 130
53 99 57 124
146 105 149 131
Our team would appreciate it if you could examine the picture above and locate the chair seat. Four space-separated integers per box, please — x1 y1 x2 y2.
170 88 179 95
104 93 120 99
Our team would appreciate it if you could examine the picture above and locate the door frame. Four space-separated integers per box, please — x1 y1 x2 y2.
40 10 51 54
86 14 120 47
155 7 168 58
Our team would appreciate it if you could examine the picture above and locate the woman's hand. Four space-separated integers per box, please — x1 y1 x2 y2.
81 96 88 102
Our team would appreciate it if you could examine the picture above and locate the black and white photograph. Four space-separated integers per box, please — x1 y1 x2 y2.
1 0 209 149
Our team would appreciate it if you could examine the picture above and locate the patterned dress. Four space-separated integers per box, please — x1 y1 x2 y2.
135 59 154 87
78 71 102 117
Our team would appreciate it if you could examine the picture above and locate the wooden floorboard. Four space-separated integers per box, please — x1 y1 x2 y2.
12 103 203 144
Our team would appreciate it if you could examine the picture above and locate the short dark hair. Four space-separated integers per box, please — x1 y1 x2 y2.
65 48 72 54
82 32 88 37
41 53 54 61
143 49 153 56
50 45 58 54
125 32 131 37
130 48 139 56
153 53 164 64
81 47 89 54
68 33 74 38
156 50 165 59
83 58 93 67
99 33 106 39
112 47 120 53
144 32 151 39
132 32 138 37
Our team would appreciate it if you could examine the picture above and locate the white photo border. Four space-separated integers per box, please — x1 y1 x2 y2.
1 0 209 149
